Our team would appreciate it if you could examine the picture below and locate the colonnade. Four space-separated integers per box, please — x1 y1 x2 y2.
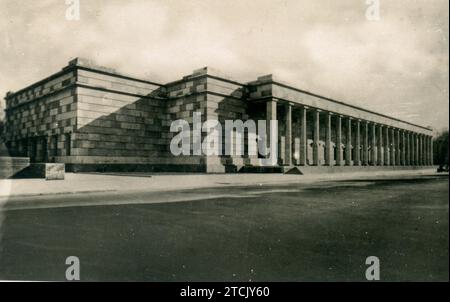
266 100 433 167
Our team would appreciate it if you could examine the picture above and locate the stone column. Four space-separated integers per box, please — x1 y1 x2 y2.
421 135 426 165
401 130 406 166
371 123 377 166
430 136 434 166
266 100 277 162
345 117 352 166
325 112 333 166
419 134 424 166
417 134 421 166
389 128 394 166
284 103 292 166
378 125 383 166
411 133 416 165
363 121 369 166
429 136 433 165
418 134 422 165
424 135 427 165
313 109 320 166
299 106 307 166
384 127 390 166
336 115 343 166
355 119 361 166
395 129 400 165
415 133 419 165
389 128 397 166
403 131 407 165
405 132 411 166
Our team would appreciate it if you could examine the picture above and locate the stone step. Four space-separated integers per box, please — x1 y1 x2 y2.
13 163 65 180
238 166 283 173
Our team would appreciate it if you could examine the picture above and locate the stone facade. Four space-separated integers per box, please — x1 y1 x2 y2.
3 58 434 173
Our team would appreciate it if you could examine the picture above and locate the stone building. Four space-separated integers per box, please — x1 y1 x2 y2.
3 58 434 173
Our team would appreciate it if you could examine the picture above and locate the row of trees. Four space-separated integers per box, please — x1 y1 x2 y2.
433 130 449 166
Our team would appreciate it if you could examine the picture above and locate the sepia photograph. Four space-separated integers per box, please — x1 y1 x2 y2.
0 0 448 291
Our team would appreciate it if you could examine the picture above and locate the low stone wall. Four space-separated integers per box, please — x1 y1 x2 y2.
14 163 65 180
0 157 30 179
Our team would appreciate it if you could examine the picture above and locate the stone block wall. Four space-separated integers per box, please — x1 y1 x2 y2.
66 67 167 168
204 74 250 172
164 70 209 171
3 68 77 162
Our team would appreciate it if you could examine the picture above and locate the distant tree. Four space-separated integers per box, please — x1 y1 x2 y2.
433 130 449 165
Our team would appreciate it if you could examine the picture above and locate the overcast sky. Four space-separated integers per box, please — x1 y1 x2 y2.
0 0 448 132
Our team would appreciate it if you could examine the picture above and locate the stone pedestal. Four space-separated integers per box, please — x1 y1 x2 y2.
15 163 65 180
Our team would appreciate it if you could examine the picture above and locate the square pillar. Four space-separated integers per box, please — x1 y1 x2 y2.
415 134 419 165
401 130 406 166
378 125 384 166
408 132 412 165
325 112 333 166
395 129 400 165
428 136 432 165
407 132 411 165
313 109 320 166
336 115 343 166
420 135 424 165
430 136 434 166
266 99 277 161
384 127 390 166
417 134 422 166
345 117 352 166
390 128 396 166
422 135 425 165
425 135 428 165
355 119 361 166
423 135 426 165
371 123 377 166
299 106 307 166
406 132 411 165
283 103 292 166
363 121 369 166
